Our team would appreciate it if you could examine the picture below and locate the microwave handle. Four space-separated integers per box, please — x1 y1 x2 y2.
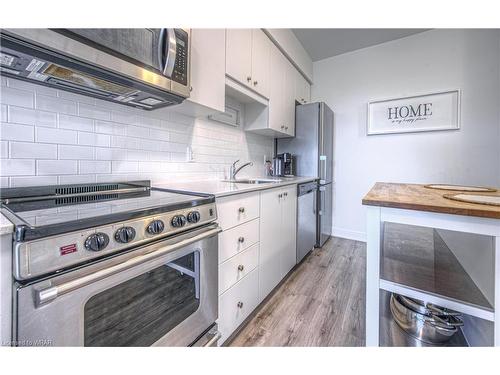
158 28 177 77
36 225 221 306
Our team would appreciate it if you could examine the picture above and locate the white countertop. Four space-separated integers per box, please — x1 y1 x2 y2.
0 213 13 236
154 176 318 198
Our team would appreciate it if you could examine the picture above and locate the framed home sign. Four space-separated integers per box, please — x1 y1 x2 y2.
367 89 461 135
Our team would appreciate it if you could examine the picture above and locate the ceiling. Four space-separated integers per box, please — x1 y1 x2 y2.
292 29 430 61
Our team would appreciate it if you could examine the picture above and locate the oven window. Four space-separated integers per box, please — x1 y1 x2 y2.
84 251 200 346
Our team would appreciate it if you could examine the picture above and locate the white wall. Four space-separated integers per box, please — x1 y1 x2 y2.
0 78 273 188
312 29 500 240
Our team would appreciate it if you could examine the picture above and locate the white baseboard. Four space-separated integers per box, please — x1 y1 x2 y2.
332 227 367 243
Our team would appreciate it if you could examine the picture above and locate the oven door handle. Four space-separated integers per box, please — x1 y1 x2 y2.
36 226 221 306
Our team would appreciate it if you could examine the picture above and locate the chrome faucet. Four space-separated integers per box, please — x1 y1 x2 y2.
229 159 253 180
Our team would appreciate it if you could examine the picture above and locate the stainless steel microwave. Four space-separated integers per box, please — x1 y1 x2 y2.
0 28 190 110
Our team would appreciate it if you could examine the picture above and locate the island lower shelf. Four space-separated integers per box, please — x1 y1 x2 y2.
380 222 494 320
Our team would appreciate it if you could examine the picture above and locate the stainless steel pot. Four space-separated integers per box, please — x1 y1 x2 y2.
390 293 464 345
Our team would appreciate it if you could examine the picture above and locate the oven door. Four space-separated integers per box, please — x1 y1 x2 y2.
14 224 220 347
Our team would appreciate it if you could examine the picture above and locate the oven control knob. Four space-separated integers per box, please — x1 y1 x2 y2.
147 220 165 235
115 226 136 243
187 211 201 223
85 232 110 252
171 215 187 228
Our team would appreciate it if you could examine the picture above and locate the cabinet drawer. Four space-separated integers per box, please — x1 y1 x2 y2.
219 243 259 295
216 192 259 230
218 218 259 263
217 268 259 344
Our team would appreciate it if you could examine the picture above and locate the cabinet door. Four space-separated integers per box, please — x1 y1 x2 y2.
258 188 283 301
250 29 270 98
283 60 296 136
281 186 297 276
225 29 252 87
268 46 285 133
188 29 225 112
294 69 311 105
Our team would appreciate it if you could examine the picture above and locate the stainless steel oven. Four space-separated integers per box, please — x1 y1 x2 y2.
13 224 220 347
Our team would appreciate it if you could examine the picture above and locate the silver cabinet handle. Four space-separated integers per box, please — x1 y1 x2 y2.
238 207 245 213
238 236 245 243
281 125 285 129
285 126 289 130
36 226 222 306
278 194 282 198
202 331 222 347
158 28 177 77
237 301 244 308
253 80 258 85
247 76 252 82
284 192 288 197
238 264 244 271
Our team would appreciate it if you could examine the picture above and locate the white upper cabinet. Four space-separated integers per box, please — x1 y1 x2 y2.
250 29 270 98
268 45 285 133
187 29 226 113
283 59 296 137
173 28 225 117
294 69 311 105
225 29 253 88
225 29 270 99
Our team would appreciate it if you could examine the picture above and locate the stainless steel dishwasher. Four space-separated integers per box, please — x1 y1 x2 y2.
296 181 318 263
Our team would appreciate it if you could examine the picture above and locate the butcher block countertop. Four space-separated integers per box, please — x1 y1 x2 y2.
362 182 500 219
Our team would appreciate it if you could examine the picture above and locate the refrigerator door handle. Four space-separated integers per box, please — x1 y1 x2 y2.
319 155 327 184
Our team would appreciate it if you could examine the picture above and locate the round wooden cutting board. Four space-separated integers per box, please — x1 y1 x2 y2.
424 184 497 192
444 193 500 207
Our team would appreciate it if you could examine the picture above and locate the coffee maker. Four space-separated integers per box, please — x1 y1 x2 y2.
272 152 295 177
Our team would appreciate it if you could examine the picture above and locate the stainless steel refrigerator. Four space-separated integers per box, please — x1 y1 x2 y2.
277 102 334 247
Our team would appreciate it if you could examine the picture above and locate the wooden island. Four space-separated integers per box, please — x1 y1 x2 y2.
362 182 500 347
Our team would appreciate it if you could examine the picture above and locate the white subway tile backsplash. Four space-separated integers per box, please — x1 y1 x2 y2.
36 94 76 115
59 145 94 160
0 80 273 187
1 87 34 108
127 125 150 138
8 78 57 97
0 122 34 142
10 142 57 159
95 120 126 136
111 111 137 125
95 147 127 161
78 104 111 121
37 160 77 175
112 161 138 173
149 128 170 141
10 175 58 187
0 177 8 188
0 141 8 158
1 104 7 122
59 174 96 185
0 159 35 176
78 132 110 147
79 160 111 174
59 114 94 132
36 127 78 144
9 106 57 127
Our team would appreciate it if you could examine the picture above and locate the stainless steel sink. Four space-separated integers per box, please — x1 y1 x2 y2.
222 178 282 184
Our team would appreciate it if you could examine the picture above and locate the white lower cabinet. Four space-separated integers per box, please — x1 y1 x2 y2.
216 186 297 344
218 268 259 343
219 243 259 295
258 185 297 301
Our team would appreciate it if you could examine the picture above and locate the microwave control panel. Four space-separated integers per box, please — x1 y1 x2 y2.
171 29 188 86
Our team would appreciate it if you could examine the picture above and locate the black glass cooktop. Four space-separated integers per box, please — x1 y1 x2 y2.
0 181 214 241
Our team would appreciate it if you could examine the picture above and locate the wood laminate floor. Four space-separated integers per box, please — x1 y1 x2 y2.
228 237 367 347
